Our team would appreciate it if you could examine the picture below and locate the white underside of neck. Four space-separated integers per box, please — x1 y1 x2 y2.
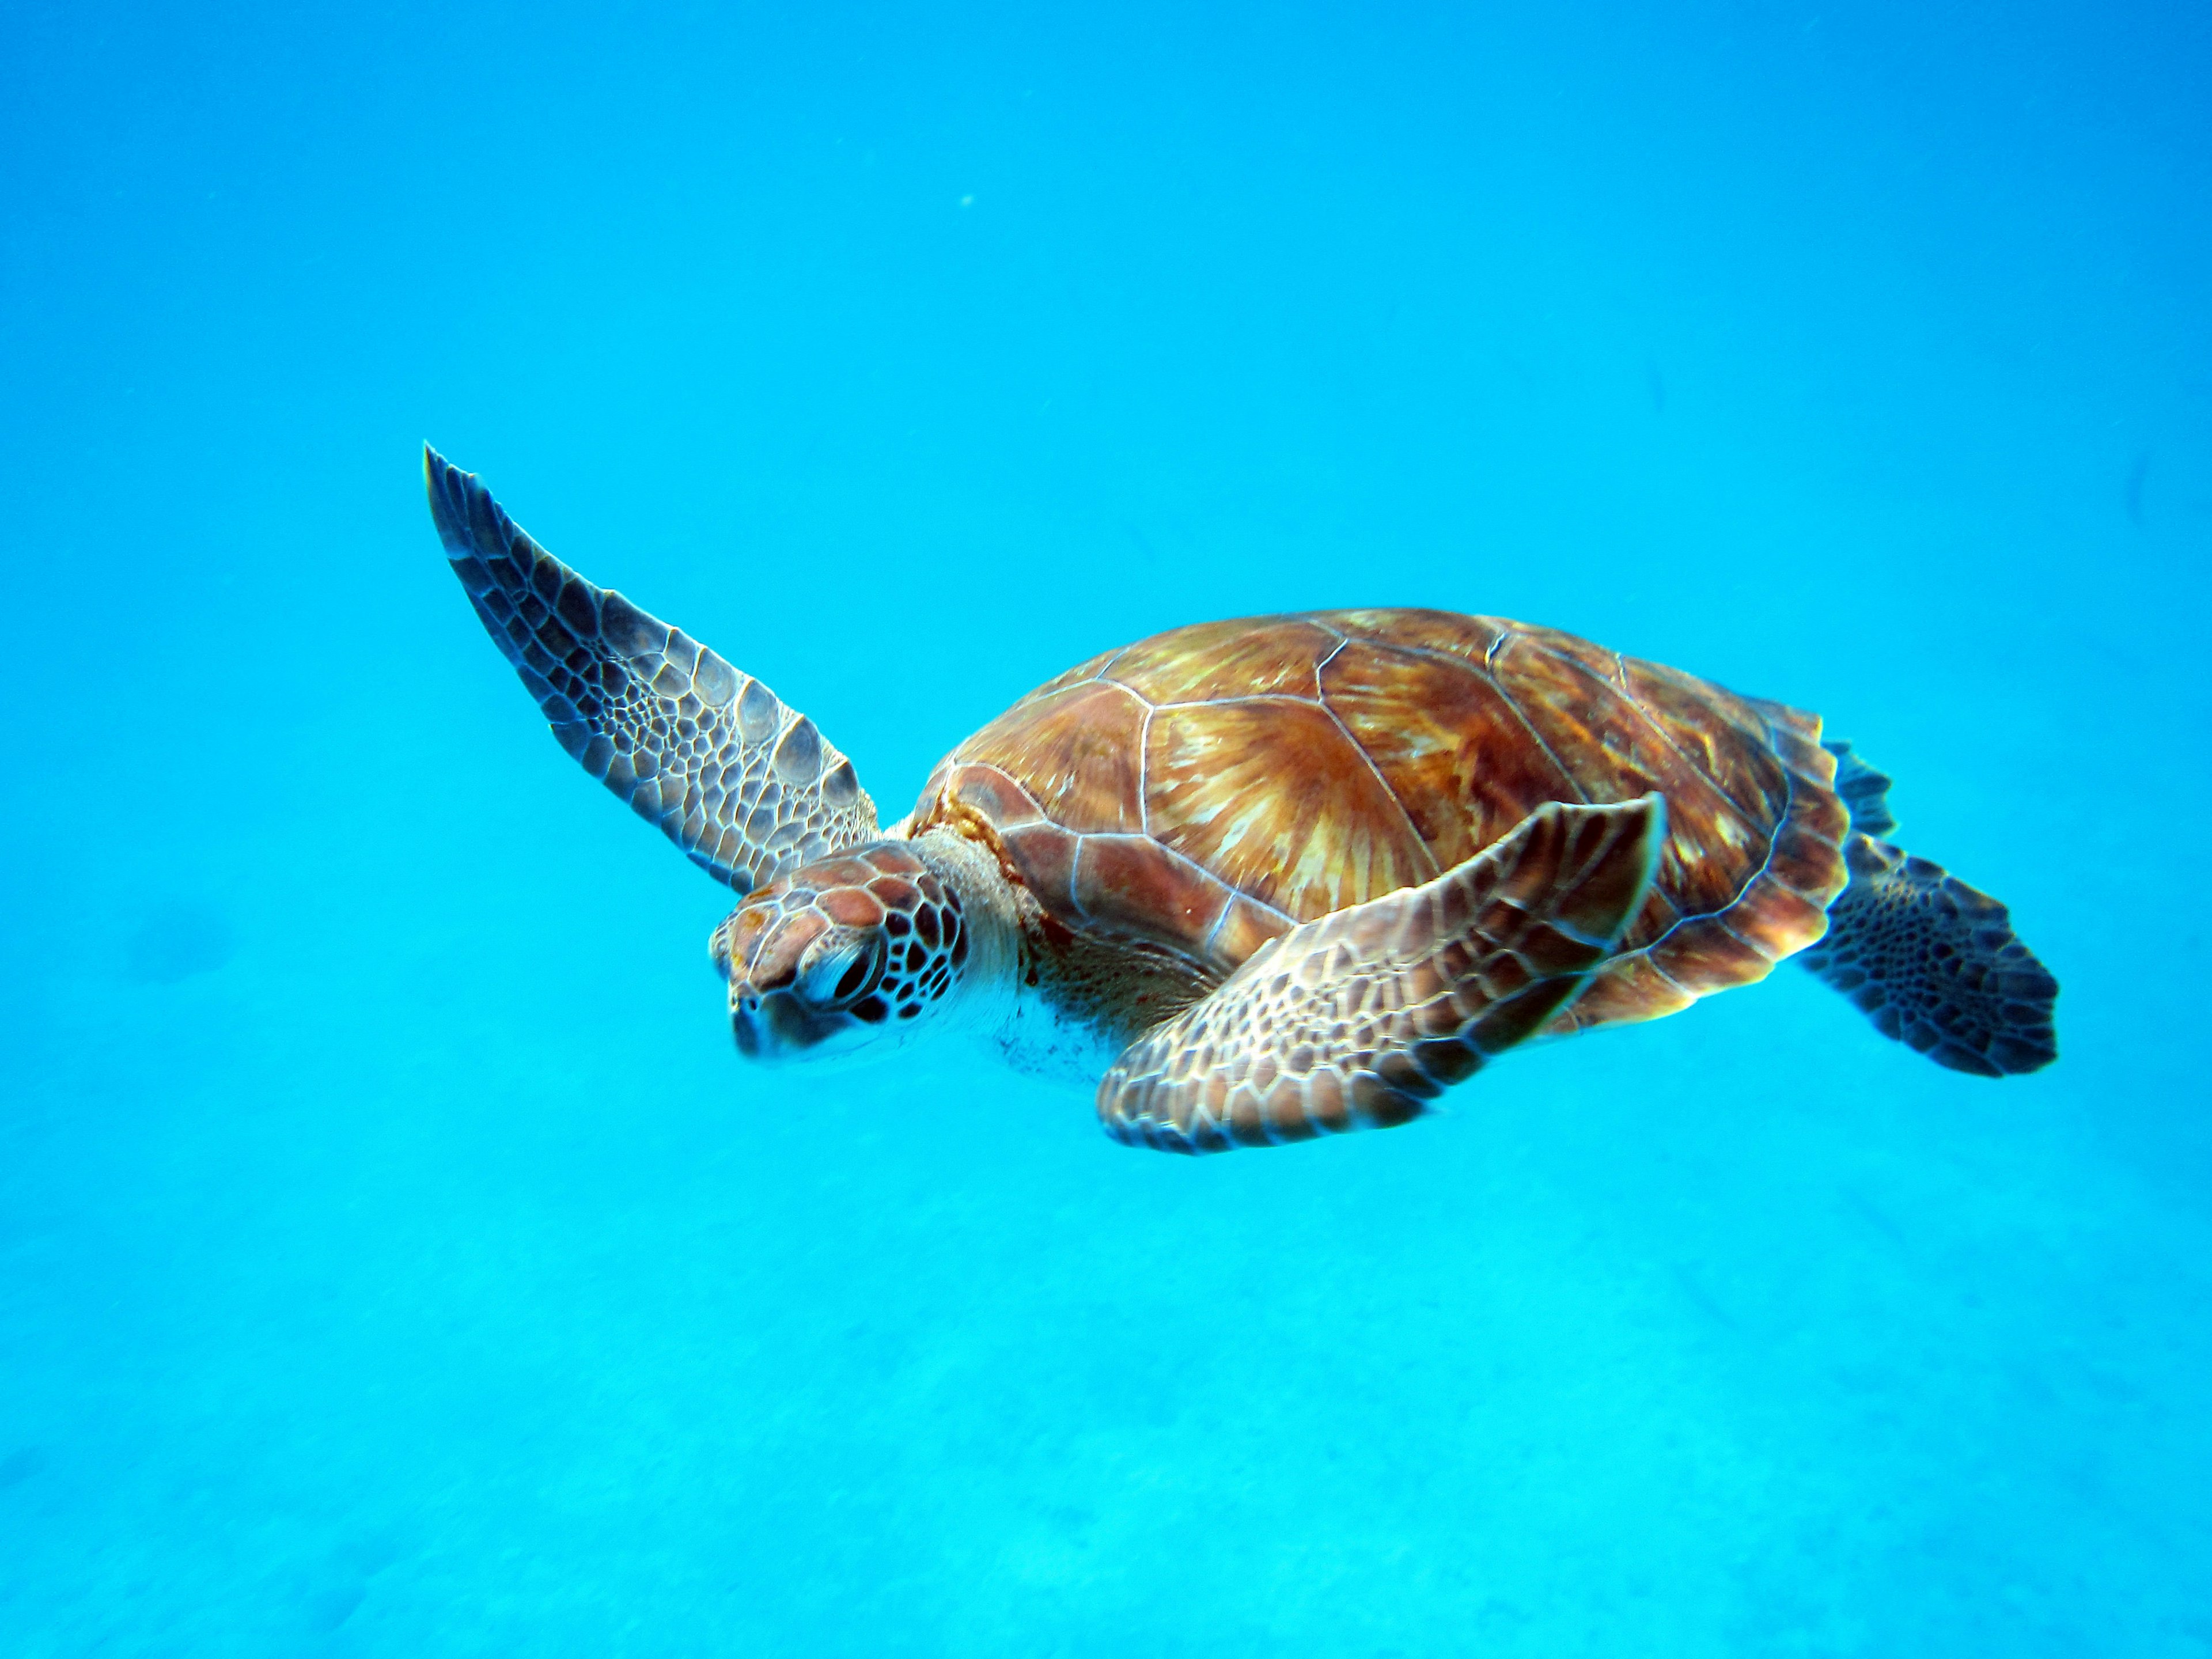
902 824 1124 1092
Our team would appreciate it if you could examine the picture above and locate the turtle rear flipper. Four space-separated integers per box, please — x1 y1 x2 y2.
425 447 878 893
1800 838 2058 1076
1822 737 1898 837
1096 796 1664 1154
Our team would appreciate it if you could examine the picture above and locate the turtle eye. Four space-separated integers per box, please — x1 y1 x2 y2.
800 937 884 1009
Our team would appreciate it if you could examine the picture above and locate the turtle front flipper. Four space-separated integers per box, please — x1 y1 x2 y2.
1096 796 1665 1154
425 448 878 893
1798 837 2058 1076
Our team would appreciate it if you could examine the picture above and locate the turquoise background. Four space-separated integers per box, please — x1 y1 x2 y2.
3 2 2209 1652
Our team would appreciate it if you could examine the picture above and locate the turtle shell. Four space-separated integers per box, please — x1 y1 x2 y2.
908 610 1853 1034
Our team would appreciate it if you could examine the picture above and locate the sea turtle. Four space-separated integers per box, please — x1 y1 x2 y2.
425 448 2058 1153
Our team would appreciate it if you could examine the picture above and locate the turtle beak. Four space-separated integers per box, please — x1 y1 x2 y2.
729 988 849 1062
730 995 764 1059
718 899 838 1061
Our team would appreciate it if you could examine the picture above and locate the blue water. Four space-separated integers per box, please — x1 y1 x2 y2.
4 3 2209 1652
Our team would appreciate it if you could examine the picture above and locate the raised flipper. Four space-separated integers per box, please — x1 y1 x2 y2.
1097 796 1664 1154
425 447 878 893
1798 836 2058 1077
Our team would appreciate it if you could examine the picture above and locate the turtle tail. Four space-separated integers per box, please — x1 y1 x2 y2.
1797 742 2058 1077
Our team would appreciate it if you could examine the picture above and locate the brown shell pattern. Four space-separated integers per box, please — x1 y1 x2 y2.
908 610 1853 1033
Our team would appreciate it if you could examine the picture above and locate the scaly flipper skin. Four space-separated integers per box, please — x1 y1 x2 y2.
425 448 878 892
1821 738 1898 838
1097 796 1665 1154
1798 837 2058 1076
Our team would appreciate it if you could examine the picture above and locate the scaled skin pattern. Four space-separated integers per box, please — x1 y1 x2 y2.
429 449 2059 1157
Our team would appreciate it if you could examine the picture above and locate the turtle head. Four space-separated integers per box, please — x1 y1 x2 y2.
710 840 972 1064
